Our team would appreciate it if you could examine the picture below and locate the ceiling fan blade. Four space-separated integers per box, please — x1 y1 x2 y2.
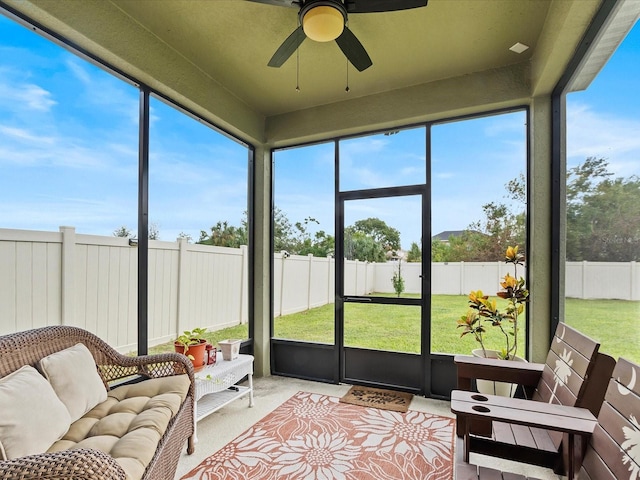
345 0 428 13
244 0 299 8
335 26 372 72
268 25 306 68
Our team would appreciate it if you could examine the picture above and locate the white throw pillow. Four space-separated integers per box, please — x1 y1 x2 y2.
39 343 108 422
0 365 71 460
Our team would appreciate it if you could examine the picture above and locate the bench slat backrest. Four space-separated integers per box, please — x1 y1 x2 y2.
579 357 640 480
533 324 600 407
530 324 602 451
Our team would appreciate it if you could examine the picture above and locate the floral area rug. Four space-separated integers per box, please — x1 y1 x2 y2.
339 385 414 412
181 391 454 480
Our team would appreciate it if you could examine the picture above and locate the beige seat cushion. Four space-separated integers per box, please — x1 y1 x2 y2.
0 365 71 460
39 343 108 422
48 374 191 480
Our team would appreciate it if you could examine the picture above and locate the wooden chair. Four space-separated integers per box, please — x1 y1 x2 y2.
453 357 640 480
453 323 616 475
578 357 640 479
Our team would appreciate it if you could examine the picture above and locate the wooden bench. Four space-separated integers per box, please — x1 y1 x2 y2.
453 357 640 480
451 390 597 479
453 323 615 475
578 357 640 479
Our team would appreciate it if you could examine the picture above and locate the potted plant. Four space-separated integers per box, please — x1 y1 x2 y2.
174 327 208 369
456 245 529 396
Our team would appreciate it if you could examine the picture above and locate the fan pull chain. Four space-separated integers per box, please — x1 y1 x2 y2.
345 58 350 93
296 45 300 92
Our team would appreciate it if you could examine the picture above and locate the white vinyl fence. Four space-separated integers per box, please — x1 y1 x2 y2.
1 227 638 351
0 227 248 353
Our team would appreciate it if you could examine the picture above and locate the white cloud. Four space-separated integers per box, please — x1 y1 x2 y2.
435 172 455 179
341 137 388 157
22 84 56 111
0 126 134 171
65 58 92 85
567 101 640 176
0 196 135 236
483 113 527 137
0 81 56 112
0 125 55 145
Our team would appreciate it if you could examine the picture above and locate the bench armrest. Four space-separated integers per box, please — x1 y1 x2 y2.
451 389 597 479
454 354 544 391
451 389 597 433
0 448 126 480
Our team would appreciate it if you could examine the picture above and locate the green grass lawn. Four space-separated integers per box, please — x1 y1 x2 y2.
564 298 640 364
274 294 525 355
148 296 639 364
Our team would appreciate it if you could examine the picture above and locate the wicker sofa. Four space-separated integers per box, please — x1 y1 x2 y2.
0 326 196 480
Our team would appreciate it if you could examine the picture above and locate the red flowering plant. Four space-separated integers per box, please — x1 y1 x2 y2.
457 245 529 360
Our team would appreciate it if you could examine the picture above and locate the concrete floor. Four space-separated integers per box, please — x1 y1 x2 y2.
174 375 561 479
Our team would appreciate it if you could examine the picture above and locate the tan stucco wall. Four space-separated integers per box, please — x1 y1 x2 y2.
528 96 554 362
265 63 532 147
252 146 272 377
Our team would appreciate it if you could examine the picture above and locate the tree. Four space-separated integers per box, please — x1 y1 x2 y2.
406 241 422 262
344 228 390 262
113 226 132 238
432 173 526 262
113 222 160 240
297 230 335 258
431 239 449 262
273 207 294 253
274 212 336 256
567 157 640 261
466 172 526 260
149 222 160 240
351 218 401 255
289 217 323 255
197 208 336 256
342 217 402 262
199 220 247 248
177 232 193 243
392 261 405 297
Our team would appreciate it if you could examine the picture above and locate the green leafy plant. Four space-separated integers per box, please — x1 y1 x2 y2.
174 327 208 360
456 245 529 360
392 267 405 298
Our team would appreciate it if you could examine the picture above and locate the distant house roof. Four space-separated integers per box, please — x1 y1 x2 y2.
432 230 467 242
432 230 487 243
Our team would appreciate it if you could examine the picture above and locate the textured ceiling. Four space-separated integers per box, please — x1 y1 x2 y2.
110 0 551 117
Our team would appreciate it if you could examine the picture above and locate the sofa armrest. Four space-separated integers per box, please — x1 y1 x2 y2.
454 354 544 391
0 448 126 480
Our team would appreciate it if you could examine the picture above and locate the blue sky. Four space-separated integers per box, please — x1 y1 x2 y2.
0 13 638 249
567 22 640 178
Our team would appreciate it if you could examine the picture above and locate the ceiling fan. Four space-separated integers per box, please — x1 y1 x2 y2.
246 0 429 72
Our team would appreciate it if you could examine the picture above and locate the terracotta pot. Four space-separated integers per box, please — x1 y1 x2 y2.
472 348 527 397
174 339 208 369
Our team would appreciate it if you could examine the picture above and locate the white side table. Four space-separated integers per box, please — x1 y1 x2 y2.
192 352 254 442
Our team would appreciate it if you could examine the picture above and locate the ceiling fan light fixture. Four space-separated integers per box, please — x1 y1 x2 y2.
302 5 345 42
